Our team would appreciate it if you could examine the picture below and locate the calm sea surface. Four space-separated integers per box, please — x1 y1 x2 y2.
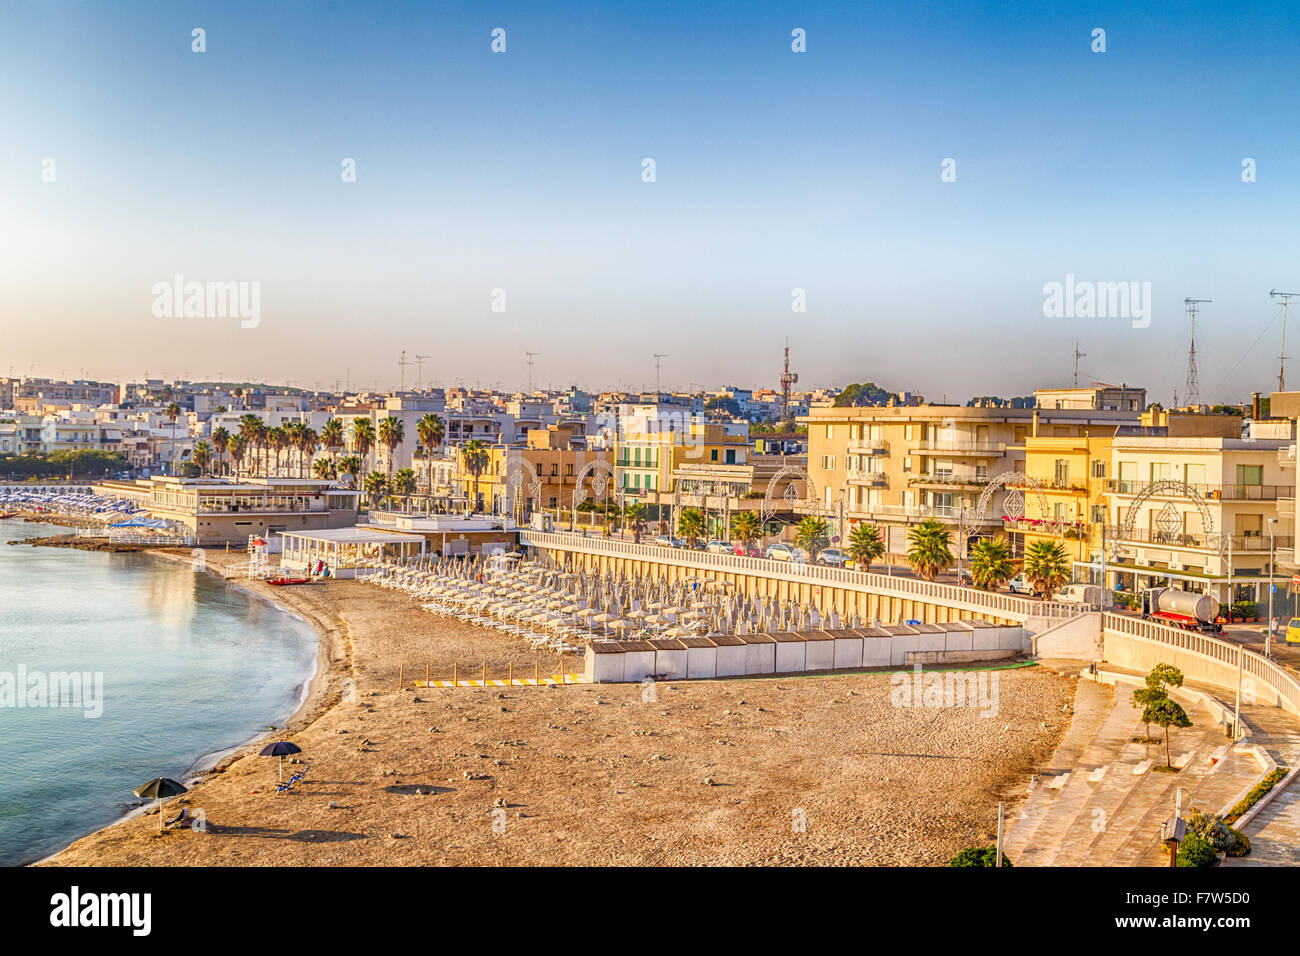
0 522 317 865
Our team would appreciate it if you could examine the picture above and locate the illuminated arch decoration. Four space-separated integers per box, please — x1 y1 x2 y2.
1111 480 1220 562
969 473 1060 543
761 464 818 526
506 458 542 520
571 459 619 530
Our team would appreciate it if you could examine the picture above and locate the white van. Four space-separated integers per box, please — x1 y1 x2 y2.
1051 584 1110 606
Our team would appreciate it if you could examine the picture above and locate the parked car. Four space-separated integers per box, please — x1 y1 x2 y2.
734 544 763 557
816 547 848 567
1051 584 1111 606
765 543 795 562
654 535 681 548
1007 573 1033 594
704 540 733 554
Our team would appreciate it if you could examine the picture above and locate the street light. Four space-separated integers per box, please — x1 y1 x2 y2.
1268 517 1278 659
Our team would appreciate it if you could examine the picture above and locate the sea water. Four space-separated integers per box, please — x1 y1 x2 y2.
0 522 317 865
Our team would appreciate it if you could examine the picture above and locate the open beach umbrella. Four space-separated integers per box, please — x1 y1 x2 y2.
134 777 188 831
259 741 303 781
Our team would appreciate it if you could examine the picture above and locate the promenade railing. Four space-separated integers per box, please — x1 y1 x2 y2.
519 529 1081 622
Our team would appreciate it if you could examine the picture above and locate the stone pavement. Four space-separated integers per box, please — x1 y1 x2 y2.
1004 664 1300 867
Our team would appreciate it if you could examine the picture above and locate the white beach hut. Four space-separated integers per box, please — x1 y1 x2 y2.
585 641 626 684
740 632 777 675
799 629 836 671
711 634 747 677
619 639 658 683
823 628 865 670
855 626 893 667
769 630 807 674
681 636 718 679
649 638 689 680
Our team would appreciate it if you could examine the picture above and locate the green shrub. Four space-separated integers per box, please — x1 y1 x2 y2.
1186 807 1251 857
1224 768 1289 824
948 845 1012 867
1231 599 1258 619
1175 830 1218 867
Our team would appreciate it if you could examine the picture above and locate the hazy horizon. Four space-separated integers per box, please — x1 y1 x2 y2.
4 1 1300 405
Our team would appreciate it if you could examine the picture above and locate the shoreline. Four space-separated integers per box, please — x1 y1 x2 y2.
15 532 342 866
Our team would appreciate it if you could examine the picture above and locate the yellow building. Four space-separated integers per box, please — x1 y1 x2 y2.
1017 431 1115 564
459 426 612 517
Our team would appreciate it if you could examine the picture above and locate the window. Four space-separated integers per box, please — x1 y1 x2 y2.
710 449 718 461
826 425 834 439
1118 461 1137 492
1150 462 1171 483
934 459 954 480
566 464 574 476
1238 514 1264 537
1090 504 1105 524
725 449 735 464
1184 463 1206 491
1054 459 1069 486
550 463 558 476
1236 464 1263 487
903 456 912 473
821 454 836 470
904 424 914 441
1090 459 1106 478
975 464 988 480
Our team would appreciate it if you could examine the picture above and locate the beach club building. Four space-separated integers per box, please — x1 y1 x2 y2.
95 476 360 546
278 526 425 577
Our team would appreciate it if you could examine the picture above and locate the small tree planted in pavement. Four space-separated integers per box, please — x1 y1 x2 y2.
948 845 1013 867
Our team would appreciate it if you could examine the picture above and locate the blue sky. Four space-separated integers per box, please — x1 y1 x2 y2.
2 0 1299 402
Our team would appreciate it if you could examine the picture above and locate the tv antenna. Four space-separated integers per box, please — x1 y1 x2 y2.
525 352 540 393
1072 342 1086 387
398 350 413 392
653 353 668 397
414 354 429 390
1271 290 1299 392
1183 298 1210 407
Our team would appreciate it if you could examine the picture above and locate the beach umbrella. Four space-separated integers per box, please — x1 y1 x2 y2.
134 777 188 832
259 741 303 781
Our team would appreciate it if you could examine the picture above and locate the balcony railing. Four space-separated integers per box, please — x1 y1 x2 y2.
1105 480 1284 500
846 439 890 455
1106 526 1294 553
846 469 888 487
1280 497 1295 518
907 474 991 488
910 441 1007 455
1280 446 1297 468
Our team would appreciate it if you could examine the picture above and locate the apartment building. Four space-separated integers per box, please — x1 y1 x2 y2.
802 400 1141 558
613 406 749 502
1100 435 1293 605
458 426 612 516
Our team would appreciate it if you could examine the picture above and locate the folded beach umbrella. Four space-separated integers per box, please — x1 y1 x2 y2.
259 741 303 781
134 777 188 831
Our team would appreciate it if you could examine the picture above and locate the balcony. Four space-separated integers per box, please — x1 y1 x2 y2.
846 439 890 455
1105 480 1285 501
907 474 990 489
1106 526 1294 553
1280 497 1296 519
909 441 1007 456
1281 445 1297 469
845 468 888 487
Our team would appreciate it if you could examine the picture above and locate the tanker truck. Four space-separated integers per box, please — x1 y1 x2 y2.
1140 587 1223 633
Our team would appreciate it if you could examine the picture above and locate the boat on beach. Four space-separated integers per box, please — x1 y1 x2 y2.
266 577 313 587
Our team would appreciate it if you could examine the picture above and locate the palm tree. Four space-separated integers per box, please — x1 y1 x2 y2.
794 515 830 560
731 511 762 551
846 522 884 571
1023 539 1071 598
461 439 490 512
416 413 445 493
165 402 181 474
677 507 706 547
268 426 288 476
211 426 230 477
337 455 361 488
313 457 337 480
968 537 1014 590
906 519 953 581
623 501 647 542
228 435 247 478
351 418 376 474
320 418 345 471
391 467 417 508
296 424 318 478
193 440 213 477
237 414 260 475
377 416 405 478
363 470 387 509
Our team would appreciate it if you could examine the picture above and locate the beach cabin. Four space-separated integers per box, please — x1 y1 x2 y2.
799 629 836 671
741 632 777 675
909 622 949 656
585 641 626 684
855 626 893 667
822 628 865 669
769 630 807 674
618 640 658 683
711 635 747 677
649 638 688 681
681 636 718 679
940 620 976 653
880 624 920 666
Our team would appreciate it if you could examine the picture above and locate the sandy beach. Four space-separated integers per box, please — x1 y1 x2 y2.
37 546 1076 866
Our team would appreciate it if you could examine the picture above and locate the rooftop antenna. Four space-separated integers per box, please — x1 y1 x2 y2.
397 350 412 392
414 354 429 390
1183 298 1210 407
1072 342 1086 387
779 339 798 423
1271 290 1299 392
653 353 668 397
525 352 540 393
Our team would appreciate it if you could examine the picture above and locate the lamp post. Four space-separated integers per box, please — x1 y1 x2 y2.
1268 517 1278 659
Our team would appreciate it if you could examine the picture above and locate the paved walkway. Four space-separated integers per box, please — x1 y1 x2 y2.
1005 664 1300 867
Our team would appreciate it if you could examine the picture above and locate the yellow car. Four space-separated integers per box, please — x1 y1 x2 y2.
1285 619 1300 644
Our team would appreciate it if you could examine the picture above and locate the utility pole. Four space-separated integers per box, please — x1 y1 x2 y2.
1271 290 1298 392
653 353 668 398
1072 342 1086 387
525 352 540 393
414 354 429 390
1183 298 1210 407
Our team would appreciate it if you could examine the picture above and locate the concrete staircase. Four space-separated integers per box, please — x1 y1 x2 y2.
1005 671 1275 867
